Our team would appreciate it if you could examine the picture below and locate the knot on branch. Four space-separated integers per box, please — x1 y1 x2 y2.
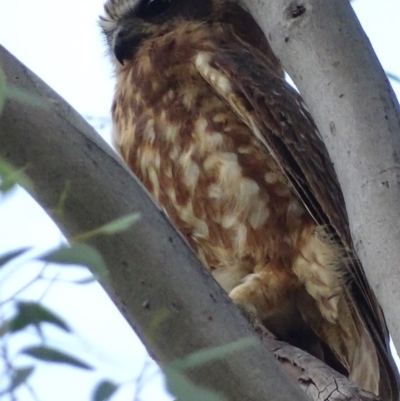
286 2 307 19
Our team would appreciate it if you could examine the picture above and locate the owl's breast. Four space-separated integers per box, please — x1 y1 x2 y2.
113 59 311 288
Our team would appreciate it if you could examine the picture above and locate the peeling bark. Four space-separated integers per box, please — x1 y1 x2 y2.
267 337 379 401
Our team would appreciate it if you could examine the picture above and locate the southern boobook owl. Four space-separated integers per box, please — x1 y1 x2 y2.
99 0 400 398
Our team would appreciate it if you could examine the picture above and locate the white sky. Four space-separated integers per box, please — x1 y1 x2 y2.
0 0 399 400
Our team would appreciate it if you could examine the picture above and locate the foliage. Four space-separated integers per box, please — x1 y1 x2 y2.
0 205 142 400
0 142 142 399
387 71 400 84
165 338 257 401
0 235 255 401
0 213 131 400
0 65 51 114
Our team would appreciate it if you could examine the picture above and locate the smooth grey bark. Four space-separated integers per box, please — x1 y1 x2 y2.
239 0 400 348
0 45 381 401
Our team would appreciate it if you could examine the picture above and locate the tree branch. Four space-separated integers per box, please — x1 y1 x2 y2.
238 0 400 349
0 44 307 401
266 335 379 401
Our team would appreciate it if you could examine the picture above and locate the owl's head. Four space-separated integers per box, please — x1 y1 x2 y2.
100 0 278 69
100 0 225 64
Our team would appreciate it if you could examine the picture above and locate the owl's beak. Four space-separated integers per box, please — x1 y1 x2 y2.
112 24 148 65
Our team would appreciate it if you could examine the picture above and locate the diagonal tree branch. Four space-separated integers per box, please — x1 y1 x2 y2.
0 44 381 401
0 44 306 401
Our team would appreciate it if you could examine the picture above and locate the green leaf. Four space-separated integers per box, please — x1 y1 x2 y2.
164 340 255 401
92 213 141 235
9 302 70 333
92 380 119 401
0 158 34 194
165 367 226 401
0 320 12 337
0 247 30 268
0 66 6 115
387 71 400 84
53 180 72 221
171 338 257 371
0 366 35 395
73 213 140 242
40 243 108 282
5 85 50 109
73 276 96 285
0 69 46 114
21 346 92 370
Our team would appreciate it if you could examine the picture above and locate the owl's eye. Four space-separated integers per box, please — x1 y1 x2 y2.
137 0 172 18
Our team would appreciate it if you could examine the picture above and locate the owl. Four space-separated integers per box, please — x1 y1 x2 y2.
99 0 400 398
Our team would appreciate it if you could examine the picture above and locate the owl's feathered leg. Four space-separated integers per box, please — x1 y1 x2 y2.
228 267 326 360
292 226 344 324
292 226 380 395
229 268 295 321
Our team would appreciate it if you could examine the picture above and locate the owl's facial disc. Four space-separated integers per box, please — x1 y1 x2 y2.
108 0 173 65
101 0 214 64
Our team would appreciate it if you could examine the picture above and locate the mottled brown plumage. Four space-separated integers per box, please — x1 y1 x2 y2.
100 0 400 398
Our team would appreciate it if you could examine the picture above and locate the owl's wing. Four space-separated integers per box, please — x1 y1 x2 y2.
194 48 399 400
